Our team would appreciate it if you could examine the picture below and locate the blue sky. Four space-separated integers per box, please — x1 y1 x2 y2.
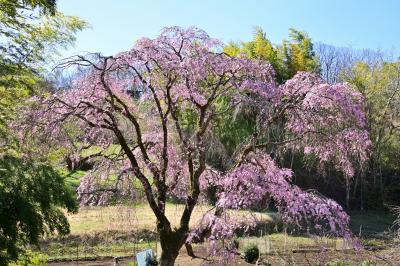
58 0 400 57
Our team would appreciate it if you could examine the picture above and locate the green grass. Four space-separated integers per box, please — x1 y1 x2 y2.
42 241 155 261
63 169 86 188
64 203 273 236
238 233 344 254
325 260 376 266
41 203 274 261
349 210 395 236
42 143 398 262
80 144 121 158
55 144 123 191
38 186 397 262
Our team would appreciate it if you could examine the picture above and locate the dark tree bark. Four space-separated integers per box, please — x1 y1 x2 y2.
158 227 188 266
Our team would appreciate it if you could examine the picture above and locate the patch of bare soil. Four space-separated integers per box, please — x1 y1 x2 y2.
48 245 400 266
48 244 251 266
259 248 400 265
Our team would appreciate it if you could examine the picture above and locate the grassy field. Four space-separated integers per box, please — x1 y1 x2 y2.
66 203 274 235
349 210 395 236
41 203 274 261
38 203 398 264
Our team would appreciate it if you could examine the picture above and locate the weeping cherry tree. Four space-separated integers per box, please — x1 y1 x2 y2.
19 27 370 265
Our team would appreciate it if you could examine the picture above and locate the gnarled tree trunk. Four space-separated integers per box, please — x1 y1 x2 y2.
158 227 187 266
160 251 179 266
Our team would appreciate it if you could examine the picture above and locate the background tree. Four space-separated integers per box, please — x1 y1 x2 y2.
21 27 370 265
316 43 384 84
0 0 86 263
0 0 57 18
0 155 77 265
282 28 320 78
219 27 321 177
0 1 86 145
222 29 382 211
315 43 400 209
224 27 319 83
344 61 400 208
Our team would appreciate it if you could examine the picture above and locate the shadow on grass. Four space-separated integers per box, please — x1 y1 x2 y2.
349 210 396 237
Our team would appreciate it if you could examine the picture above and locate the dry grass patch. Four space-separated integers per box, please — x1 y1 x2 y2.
67 203 275 236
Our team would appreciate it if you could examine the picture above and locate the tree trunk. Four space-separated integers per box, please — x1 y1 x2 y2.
160 251 179 266
345 177 350 210
185 243 195 257
158 228 187 266
360 173 364 211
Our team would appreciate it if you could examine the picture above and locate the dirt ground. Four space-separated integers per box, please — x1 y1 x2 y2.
48 245 400 266
260 249 400 265
48 245 251 265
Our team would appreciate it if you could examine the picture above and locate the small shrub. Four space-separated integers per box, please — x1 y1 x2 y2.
326 260 353 266
360 261 375 266
361 238 383 247
9 251 47 266
243 244 259 263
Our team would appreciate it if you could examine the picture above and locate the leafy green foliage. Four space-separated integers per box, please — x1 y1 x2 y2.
360 261 375 266
217 27 320 176
0 154 77 264
0 0 86 263
242 243 259 263
283 28 319 78
0 0 57 19
326 260 353 266
347 62 400 172
345 61 400 206
212 96 255 166
9 250 47 266
0 9 87 149
224 27 319 83
215 28 320 169
1 0 86 69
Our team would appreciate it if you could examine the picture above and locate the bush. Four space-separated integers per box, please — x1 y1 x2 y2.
9 251 47 266
0 154 77 264
243 244 259 263
326 260 353 266
360 261 375 266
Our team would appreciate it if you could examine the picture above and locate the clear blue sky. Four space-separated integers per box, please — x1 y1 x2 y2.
58 0 400 57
